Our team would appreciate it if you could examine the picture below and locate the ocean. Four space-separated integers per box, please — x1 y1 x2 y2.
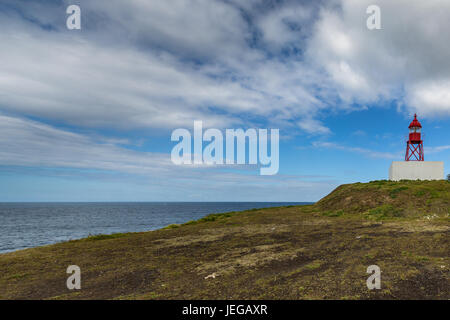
0 202 310 254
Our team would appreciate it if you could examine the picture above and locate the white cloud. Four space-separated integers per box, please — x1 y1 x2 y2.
0 0 334 135
1 0 449 139
407 81 450 116
307 0 450 115
256 4 312 49
425 145 450 154
0 114 171 174
297 118 331 135
312 141 400 159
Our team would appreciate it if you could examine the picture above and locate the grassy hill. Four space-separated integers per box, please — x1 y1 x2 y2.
0 180 448 300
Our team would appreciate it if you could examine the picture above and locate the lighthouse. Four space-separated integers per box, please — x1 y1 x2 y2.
389 114 444 181
405 114 424 161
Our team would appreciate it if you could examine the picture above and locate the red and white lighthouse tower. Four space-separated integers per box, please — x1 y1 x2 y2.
390 113 443 181
405 114 424 161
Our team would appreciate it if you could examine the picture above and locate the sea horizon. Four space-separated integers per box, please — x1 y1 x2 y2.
0 202 312 254
0 201 315 203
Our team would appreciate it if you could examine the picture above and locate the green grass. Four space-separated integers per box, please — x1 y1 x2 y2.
163 224 180 229
304 260 323 270
84 233 128 241
415 190 426 197
316 180 449 219
6 273 29 280
322 210 344 217
367 204 403 220
182 211 236 225
389 186 409 198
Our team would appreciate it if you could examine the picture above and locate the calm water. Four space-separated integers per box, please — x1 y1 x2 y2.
0 202 309 254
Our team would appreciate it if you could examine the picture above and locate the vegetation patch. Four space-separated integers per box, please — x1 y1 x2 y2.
85 233 128 241
389 186 409 198
367 205 403 220
322 210 345 217
0 180 448 300
163 224 180 229
304 260 323 270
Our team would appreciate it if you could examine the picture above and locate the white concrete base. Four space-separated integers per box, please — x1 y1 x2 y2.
389 161 444 181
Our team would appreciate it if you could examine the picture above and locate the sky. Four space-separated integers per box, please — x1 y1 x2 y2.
0 0 449 202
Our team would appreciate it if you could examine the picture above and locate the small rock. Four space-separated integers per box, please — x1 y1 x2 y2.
205 272 218 279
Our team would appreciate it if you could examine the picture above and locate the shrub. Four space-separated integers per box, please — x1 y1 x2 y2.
367 205 403 220
389 186 409 198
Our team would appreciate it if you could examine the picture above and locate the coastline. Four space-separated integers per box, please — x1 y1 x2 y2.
1 181 448 300
0 202 312 254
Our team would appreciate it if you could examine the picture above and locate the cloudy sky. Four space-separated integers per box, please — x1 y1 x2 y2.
0 0 449 201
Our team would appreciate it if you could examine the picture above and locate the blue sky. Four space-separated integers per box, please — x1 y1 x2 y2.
0 0 449 202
